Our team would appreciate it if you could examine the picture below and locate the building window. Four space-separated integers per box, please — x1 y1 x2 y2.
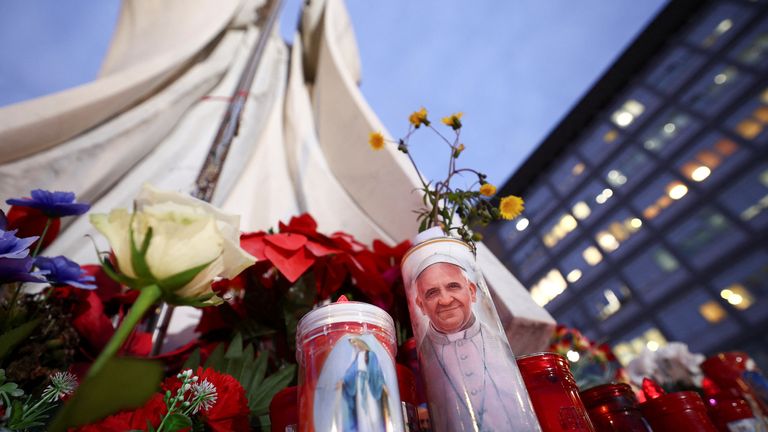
523 183 557 220
559 241 605 288
676 133 747 186
727 87 768 143
713 250 768 324
509 237 548 280
585 279 633 321
530 269 568 307
569 179 615 225
603 145 654 192
731 15 768 69
645 47 707 94
667 206 746 268
607 89 660 132
540 211 579 250
719 162 768 229
631 173 694 226
684 3 751 51
640 108 701 157
658 290 740 353
578 123 624 165
681 63 754 117
594 210 644 256
623 245 687 303
496 213 532 251
613 326 668 366
549 155 588 197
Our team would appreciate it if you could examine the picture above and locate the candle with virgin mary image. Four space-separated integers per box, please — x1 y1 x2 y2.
401 227 542 432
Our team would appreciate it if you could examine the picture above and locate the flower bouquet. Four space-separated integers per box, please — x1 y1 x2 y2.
0 183 416 431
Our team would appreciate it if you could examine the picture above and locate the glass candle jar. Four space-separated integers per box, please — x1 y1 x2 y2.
640 391 718 432
706 394 766 432
580 383 651 432
517 352 596 431
400 228 541 432
296 301 405 432
701 352 768 417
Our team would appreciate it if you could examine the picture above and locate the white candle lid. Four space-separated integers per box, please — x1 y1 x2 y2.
296 300 395 349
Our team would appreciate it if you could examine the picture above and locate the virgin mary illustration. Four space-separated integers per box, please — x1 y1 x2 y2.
334 337 392 432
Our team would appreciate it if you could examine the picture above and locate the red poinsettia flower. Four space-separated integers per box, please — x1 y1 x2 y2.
73 393 166 431
163 367 250 432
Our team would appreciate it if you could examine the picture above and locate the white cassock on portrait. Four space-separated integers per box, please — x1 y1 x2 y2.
401 228 541 432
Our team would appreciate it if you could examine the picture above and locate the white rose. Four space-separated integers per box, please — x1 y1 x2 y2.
89 184 256 305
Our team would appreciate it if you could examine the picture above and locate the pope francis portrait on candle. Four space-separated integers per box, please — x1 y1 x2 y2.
413 255 534 432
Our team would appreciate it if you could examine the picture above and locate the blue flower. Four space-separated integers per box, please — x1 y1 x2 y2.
6 190 90 218
0 229 37 260
0 256 48 284
34 256 96 289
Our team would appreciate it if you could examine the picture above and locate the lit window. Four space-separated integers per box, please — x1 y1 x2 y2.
582 246 603 266
667 182 689 200
541 213 579 249
643 111 693 153
595 188 613 204
572 201 591 220
603 129 618 143
566 269 582 283
699 301 728 323
515 217 530 231
597 231 620 252
572 162 585 176
529 269 567 307
702 18 733 48
720 284 755 310
611 99 645 128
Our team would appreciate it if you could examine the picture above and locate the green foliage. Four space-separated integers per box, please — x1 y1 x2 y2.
0 319 40 361
162 413 193 432
49 357 163 432
187 334 296 417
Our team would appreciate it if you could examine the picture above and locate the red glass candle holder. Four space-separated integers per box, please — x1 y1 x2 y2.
640 391 718 432
701 352 768 417
580 383 651 432
270 386 298 432
706 394 764 432
518 352 596 431
296 301 405 432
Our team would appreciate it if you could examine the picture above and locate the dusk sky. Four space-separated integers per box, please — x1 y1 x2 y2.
0 0 667 187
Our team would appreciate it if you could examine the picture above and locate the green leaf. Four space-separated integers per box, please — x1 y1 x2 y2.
248 364 296 416
48 357 163 432
247 352 269 396
237 344 256 385
182 347 202 370
157 260 213 293
130 225 154 281
224 333 244 376
164 413 193 431
203 343 226 370
0 319 39 360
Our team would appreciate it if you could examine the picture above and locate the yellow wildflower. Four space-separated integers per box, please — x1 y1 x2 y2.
369 131 385 150
479 183 496 197
442 112 463 130
499 195 524 220
409 107 429 128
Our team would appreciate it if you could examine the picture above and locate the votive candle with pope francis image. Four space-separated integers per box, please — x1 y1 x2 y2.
401 227 542 432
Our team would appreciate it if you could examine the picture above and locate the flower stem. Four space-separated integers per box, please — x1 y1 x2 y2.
31 218 53 258
87 284 162 379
